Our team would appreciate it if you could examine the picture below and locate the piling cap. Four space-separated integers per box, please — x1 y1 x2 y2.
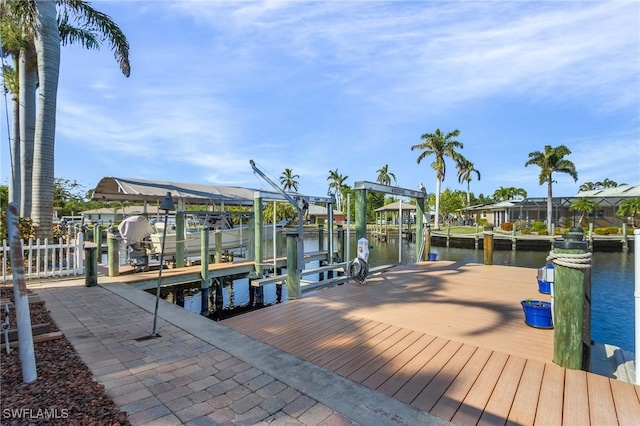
553 232 588 250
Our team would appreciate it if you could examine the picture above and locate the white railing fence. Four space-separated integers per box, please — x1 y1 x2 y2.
1 233 85 283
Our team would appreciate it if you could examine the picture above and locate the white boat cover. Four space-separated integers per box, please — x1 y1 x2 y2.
118 215 154 246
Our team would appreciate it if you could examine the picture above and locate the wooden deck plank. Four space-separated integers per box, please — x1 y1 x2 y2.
333 326 408 377
361 333 437 390
478 356 526 426
428 346 492 420
562 369 590 425
347 329 422 384
377 336 450 398
218 262 640 425
265 311 356 348
311 322 391 368
586 371 617 426
506 360 545 426
534 364 565 426
411 344 479 411
610 378 640 426
393 340 464 404
451 351 509 425
298 320 378 361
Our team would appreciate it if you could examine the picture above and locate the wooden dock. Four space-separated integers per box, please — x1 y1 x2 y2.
221 261 640 425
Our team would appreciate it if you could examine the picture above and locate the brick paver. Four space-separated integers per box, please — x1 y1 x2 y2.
35 282 361 426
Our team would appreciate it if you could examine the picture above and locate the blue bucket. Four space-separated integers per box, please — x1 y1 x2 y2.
537 279 551 294
521 300 553 329
428 253 437 261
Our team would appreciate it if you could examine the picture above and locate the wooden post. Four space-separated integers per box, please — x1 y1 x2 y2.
425 225 431 259
215 229 222 264
416 196 426 261
84 246 98 286
7 203 37 383
483 231 494 265
94 224 102 254
254 193 263 276
622 223 628 251
318 225 325 280
512 226 517 251
355 189 367 241
107 232 120 277
286 232 300 299
200 228 210 316
336 225 345 263
552 229 590 370
175 212 185 268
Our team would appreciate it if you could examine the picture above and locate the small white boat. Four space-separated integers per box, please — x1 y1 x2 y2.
148 215 289 258
149 226 252 256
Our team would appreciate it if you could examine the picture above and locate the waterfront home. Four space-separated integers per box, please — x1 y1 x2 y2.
464 184 639 229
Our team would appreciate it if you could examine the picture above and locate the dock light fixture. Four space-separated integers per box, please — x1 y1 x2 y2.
151 192 175 338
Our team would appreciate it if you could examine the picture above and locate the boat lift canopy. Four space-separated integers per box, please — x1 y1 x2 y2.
91 177 334 207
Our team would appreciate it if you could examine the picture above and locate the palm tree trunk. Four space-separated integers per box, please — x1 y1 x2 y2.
10 90 21 206
546 179 553 234
19 45 36 217
434 178 442 230
31 0 60 240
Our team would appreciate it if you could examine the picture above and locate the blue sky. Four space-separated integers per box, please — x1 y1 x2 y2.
2 0 639 201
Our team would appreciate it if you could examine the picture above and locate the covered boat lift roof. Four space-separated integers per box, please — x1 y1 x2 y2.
91 177 334 206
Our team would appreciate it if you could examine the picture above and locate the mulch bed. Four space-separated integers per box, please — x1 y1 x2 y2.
1 286 129 425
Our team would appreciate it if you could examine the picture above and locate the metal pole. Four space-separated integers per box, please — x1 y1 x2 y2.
151 192 174 338
151 209 169 337
346 194 351 263
398 201 403 262
635 229 640 385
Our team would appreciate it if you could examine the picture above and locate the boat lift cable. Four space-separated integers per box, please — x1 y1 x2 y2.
349 258 369 285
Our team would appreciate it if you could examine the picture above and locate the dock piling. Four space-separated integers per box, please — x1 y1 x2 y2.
550 228 591 370
483 231 494 265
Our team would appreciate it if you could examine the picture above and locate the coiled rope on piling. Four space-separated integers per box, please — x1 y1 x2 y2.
546 251 592 269
349 258 369 285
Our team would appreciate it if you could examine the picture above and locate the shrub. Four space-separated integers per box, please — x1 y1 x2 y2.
521 228 532 235
531 221 547 233
501 222 514 231
593 227 619 235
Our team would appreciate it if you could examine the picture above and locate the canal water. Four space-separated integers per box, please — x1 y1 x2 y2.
186 231 636 354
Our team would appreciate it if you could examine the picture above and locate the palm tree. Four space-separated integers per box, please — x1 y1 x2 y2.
455 156 480 206
376 164 396 186
30 0 60 240
3 0 131 238
569 198 602 227
525 145 578 234
411 128 463 230
492 186 528 202
579 182 597 192
617 197 640 227
327 169 348 212
279 168 300 192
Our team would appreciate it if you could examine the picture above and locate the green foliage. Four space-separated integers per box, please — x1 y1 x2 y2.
593 227 619 235
531 221 547 233
438 188 466 218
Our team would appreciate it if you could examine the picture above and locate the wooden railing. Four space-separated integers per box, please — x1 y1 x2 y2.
1 234 85 283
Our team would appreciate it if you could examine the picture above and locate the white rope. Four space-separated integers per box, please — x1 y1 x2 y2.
546 250 592 269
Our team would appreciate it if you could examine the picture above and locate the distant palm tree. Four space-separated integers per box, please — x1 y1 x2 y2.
455 156 480 206
327 169 349 212
525 145 578 234
617 197 640 227
569 198 602 227
279 168 300 192
492 186 527 202
596 178 619 189
579 182 598 192
411 129 463 230
376 164 396 186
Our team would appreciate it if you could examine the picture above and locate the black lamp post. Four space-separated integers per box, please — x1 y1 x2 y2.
152 192 175 338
